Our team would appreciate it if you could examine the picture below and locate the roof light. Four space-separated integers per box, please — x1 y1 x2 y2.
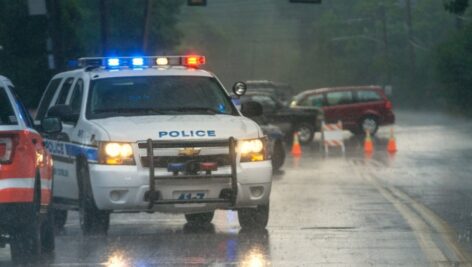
78 55 207 69
156 57 169 66
107 58 120 67
132 57 144 67
183 56 205 67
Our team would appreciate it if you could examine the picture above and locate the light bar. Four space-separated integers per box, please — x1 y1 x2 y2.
78 55 206 69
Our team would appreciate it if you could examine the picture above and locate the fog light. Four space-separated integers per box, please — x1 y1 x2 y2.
110 191 121 201
250 186 264 198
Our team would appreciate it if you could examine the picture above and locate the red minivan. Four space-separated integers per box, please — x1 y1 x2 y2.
290 86 395 135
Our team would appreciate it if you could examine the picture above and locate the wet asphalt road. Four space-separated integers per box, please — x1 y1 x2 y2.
2 110 472 266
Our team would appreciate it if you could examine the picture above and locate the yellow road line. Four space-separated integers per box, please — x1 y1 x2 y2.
390 186 472 265
351 158 472 266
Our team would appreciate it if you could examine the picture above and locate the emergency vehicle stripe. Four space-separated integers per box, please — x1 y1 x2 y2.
65 143 98 161
0 179 52 203
0 178 52 190
44 139 98 162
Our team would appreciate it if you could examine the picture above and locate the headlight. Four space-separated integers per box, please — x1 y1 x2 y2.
238 138 267 162
99 142 135 165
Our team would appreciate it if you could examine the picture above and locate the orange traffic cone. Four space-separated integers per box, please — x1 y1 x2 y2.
387 128 397 153
291 132 302 157
364 130 374 154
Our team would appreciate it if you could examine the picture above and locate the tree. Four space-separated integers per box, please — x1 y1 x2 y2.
444 0 469 15
0 0 184 107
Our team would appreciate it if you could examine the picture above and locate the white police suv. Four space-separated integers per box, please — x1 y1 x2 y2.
35 55 272 234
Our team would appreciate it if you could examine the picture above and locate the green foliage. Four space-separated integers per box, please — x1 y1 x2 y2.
435 23 472 112
444 0 469 15
0 0 184 107
0 0 51 107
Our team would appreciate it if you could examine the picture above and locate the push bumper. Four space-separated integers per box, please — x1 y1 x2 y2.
89 138 272 213
89 162 271 213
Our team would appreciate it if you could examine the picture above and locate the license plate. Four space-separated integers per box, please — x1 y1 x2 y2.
173 191 207 200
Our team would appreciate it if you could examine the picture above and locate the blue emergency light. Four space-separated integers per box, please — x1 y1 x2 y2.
167 163 186 175
107 58 120 67
78 55 206 69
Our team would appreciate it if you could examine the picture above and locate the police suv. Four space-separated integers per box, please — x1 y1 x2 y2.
35 55 272 234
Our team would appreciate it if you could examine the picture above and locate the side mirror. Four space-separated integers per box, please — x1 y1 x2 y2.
47 105 79 124
232 81 247 96
241 101 263 117
41 117 62 134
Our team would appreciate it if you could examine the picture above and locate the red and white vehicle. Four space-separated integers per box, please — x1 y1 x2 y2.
0 75 58 263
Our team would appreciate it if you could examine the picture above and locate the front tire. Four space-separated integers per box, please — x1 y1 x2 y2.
41 205 55 253
238 204 269 229
271 141 285 170
54 209 68 230
78 160 110 235
185 212 214 225
10 175 42 263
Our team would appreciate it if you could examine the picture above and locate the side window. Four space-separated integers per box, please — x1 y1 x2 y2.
69 79 84 114
8 86 34 129
36 78 62 120
300 94 324 108
56 77 75 105
357 90 382 102
252 95 276 111
0 87 17 125
9 86 34 128
326 91 353 106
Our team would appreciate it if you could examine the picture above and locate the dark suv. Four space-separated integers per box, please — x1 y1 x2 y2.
290 86 395 135
240 92 323 144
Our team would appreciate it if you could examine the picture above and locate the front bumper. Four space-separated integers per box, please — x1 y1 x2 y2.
89 160 272 213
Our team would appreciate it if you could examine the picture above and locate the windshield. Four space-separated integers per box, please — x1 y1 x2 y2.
86 76 236 119
0 87 17 125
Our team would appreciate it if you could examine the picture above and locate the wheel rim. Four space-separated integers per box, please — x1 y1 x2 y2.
298 126 312 142
362 118 377 133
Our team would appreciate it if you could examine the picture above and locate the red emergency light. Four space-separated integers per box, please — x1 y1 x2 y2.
183 55 206 67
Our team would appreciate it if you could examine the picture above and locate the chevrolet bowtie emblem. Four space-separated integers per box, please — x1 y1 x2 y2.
179 147 201 157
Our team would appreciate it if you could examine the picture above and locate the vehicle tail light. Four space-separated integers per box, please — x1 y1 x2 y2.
385 100 393 110
0 136 16 164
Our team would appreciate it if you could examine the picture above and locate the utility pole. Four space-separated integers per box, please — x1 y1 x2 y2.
379 3 391 85
46 0 64 70
405 0 415 76
142 0 153 53
99 0 109 56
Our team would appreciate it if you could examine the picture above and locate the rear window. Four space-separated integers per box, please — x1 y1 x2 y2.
357 90 382 102
0 87 17 125
326 91 353 106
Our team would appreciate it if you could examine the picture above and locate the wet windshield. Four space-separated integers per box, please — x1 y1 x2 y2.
87 76 236 118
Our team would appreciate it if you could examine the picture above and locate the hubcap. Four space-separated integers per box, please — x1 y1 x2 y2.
362 118 377 133
298 127 312 142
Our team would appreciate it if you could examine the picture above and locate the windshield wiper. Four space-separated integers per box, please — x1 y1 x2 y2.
93 108 166 115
